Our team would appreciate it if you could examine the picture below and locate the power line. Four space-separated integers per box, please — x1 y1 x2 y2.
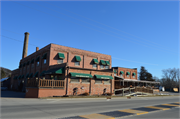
32 2 177 53
46 2 176 51
0 35 37 47
1 34 160 66
10 1 177 54
112 57 159 66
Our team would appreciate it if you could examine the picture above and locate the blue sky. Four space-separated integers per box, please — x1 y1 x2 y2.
1 1 179 79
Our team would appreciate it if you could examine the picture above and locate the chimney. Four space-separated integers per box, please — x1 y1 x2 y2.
22 32 30 59
36 47 39 52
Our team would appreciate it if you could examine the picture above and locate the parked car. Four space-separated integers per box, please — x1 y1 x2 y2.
1 87 8 91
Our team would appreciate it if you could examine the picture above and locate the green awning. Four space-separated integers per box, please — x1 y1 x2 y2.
105 61 110 65
26 74 29 78
29 73 33 78
126 72 130 75
31 59 34 64
21 75 24 79
58 53 65 59
93 59 99 64
14 76 18 79
45 67 64 74
23 63 26 67
94 75 113 79
132 72 136 76
35 56 40 62
17 75 21 79
26 61 30 65
70 72 93 78
75 56 81 62
34 72 39 77
100 60 106 65
114 70 117 73
42 53 47 59
120 71 124 74
40 71 46 76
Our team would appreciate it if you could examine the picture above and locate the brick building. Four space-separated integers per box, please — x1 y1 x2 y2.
11 32 159 98
11 32 116 98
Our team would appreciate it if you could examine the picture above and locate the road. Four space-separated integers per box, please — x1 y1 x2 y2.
1 92 180 119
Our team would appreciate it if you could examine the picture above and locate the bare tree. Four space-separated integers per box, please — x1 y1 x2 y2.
161 68 179 89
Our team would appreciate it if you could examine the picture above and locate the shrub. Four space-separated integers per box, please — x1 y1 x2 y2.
105 93 113 96
82 92 89 96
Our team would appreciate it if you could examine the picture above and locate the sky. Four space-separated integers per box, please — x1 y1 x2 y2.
1 0 179 79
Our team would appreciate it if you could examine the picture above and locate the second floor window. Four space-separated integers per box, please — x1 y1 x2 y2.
44 59 46 64
92 64 97 68
31 63 34 68
57 59 63 64
100 65 104 69
75 61 80 66
37 61 39 66
105 66 109 69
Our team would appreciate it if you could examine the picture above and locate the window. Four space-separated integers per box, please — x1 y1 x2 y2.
27 65 29 69
71 77 79 82
54 75 57 80
104 79 110 84
92 64 97 68
127 75 129 77
31 63 34 68
51 75 54 79
43 77 45 79
44 59 46 64
58 76 63 80
105 66 109 69
82 78 90 83
95 79 102 83
120 74 123 77
100 65 104 69
57 59 63 64
114 73 117 76
75 61 80 66
37 61 39 66
133 76 135 78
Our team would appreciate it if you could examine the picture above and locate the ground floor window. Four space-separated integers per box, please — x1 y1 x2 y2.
82 78 90 83
54 75 57 80
95 79 102 83
104 79 110 84
71 77 79 82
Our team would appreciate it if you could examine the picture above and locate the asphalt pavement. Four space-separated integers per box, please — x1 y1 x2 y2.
1 91 180 119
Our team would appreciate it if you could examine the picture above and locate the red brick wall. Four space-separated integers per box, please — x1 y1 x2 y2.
50 44 111 70
116 67 138 80
38 88 65 98
25 88 38 98
67 68 114 96
25 88 65 98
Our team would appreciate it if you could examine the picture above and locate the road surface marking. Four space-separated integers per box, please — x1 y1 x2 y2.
79 113 115 119
119 109 148 115
162 104 180 107
145 106 170 110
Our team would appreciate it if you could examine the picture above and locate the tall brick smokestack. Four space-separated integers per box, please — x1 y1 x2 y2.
22 32 30 59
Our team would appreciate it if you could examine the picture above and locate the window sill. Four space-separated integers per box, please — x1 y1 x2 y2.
95 83 102 84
